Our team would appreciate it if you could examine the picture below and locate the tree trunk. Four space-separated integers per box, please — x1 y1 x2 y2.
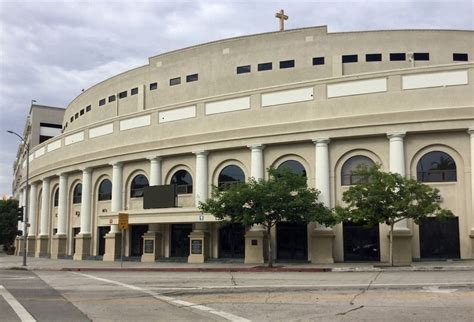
267 225 273 268
389 222 394 267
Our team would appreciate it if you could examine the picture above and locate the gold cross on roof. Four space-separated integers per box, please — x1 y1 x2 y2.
275 9 288 31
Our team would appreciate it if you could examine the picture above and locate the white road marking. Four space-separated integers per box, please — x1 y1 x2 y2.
145 281 474 291
0 285 36 322
421 286 458 293
0 276 36 280
73 272 250 322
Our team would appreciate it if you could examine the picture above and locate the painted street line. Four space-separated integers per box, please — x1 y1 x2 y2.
0 276 37 280
73 272 250 322
0 285 36 322
421 286 458 293
144 281 474 291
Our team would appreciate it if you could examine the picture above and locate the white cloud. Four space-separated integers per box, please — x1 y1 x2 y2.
0 0 473 195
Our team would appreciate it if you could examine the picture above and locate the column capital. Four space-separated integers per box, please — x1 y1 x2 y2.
247 144 265 150
80 167 92 174
147 156 162 161
193 150 209 156
387 132 406 140
109 161 123 167
58 172 69 178
467 128 474 135
313 138 330 145
39 176 51 183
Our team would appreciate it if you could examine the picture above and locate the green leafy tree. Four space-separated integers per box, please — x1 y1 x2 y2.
0 198 20 253
335 165 453 266
200 167 336 267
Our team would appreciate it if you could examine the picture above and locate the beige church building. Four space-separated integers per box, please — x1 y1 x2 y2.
12 26 474 265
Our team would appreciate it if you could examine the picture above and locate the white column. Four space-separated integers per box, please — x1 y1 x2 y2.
111 162 123 212
22 188 27 235
79 168 92 234
149 157 162 186
194 151 208 206
57 173 68 235
28 183 38 236
387 132 408 229
314 138 331 207
468 129 474 230
39 178 50 236
110 162 123 233
249 144 265 180
388 132 406 176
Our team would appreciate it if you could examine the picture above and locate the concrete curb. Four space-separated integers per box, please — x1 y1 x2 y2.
3 265 471 273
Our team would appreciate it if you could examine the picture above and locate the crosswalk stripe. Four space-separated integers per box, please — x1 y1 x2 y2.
0 285 36 322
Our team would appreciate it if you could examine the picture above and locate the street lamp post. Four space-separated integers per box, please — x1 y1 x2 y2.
7 130 29 267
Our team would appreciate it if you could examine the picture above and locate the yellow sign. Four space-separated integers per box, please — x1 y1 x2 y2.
118 213 129 230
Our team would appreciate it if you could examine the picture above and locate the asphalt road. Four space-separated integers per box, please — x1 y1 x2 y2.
1 269 473 321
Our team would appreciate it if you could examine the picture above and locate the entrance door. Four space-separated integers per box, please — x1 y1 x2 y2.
130 225 148 257
97 226 110 256
419 217 460 259
171 224 192 257
72 227 80 254
219 223 245 258
277 223 308 260
343 221 380 261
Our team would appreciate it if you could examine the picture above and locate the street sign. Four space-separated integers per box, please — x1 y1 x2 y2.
118 213 129 230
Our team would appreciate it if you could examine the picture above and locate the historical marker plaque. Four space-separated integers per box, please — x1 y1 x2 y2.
191 240 202 254
144 240 154 254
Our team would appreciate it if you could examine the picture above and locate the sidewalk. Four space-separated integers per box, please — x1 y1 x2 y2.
1 254 473 272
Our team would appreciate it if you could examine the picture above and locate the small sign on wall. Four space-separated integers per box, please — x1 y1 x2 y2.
191 240 203 254
144 240 154 254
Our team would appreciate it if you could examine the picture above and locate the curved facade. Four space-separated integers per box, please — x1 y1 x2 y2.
13 26 474 264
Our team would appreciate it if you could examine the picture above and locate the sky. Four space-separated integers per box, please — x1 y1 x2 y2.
0 0 473 197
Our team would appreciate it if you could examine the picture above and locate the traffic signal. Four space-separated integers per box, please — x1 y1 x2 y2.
17 206 24 222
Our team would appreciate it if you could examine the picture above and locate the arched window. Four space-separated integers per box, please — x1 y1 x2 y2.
341 155 375 185
218 165 245 189
277 160 307 177
417 151 457 182
171 170 193 194
98 179 112 201
53 188 59 207
130 174 149 198
73 184 82 204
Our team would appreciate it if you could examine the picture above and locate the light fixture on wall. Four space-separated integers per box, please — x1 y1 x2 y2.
102 208 108 213
75 211 80 216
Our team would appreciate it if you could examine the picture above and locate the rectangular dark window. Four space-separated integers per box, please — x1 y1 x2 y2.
279 60 295 69
118 91 127 99
70 116 74 123
170 77 181 86
80 109 84 116
99 98 106 106
108 95 116 102
39 122 62 129
39 135 53 143
312 57 325 65
258 62 272 71
453 53 468 61
414 52 429 61
342 54 358 63
390 53 406 61
86 105 91 112
150 82 158 90
186 73 198 82
236 65 251 74
366 53 382 62
74 113 79 119
131 87 138 95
